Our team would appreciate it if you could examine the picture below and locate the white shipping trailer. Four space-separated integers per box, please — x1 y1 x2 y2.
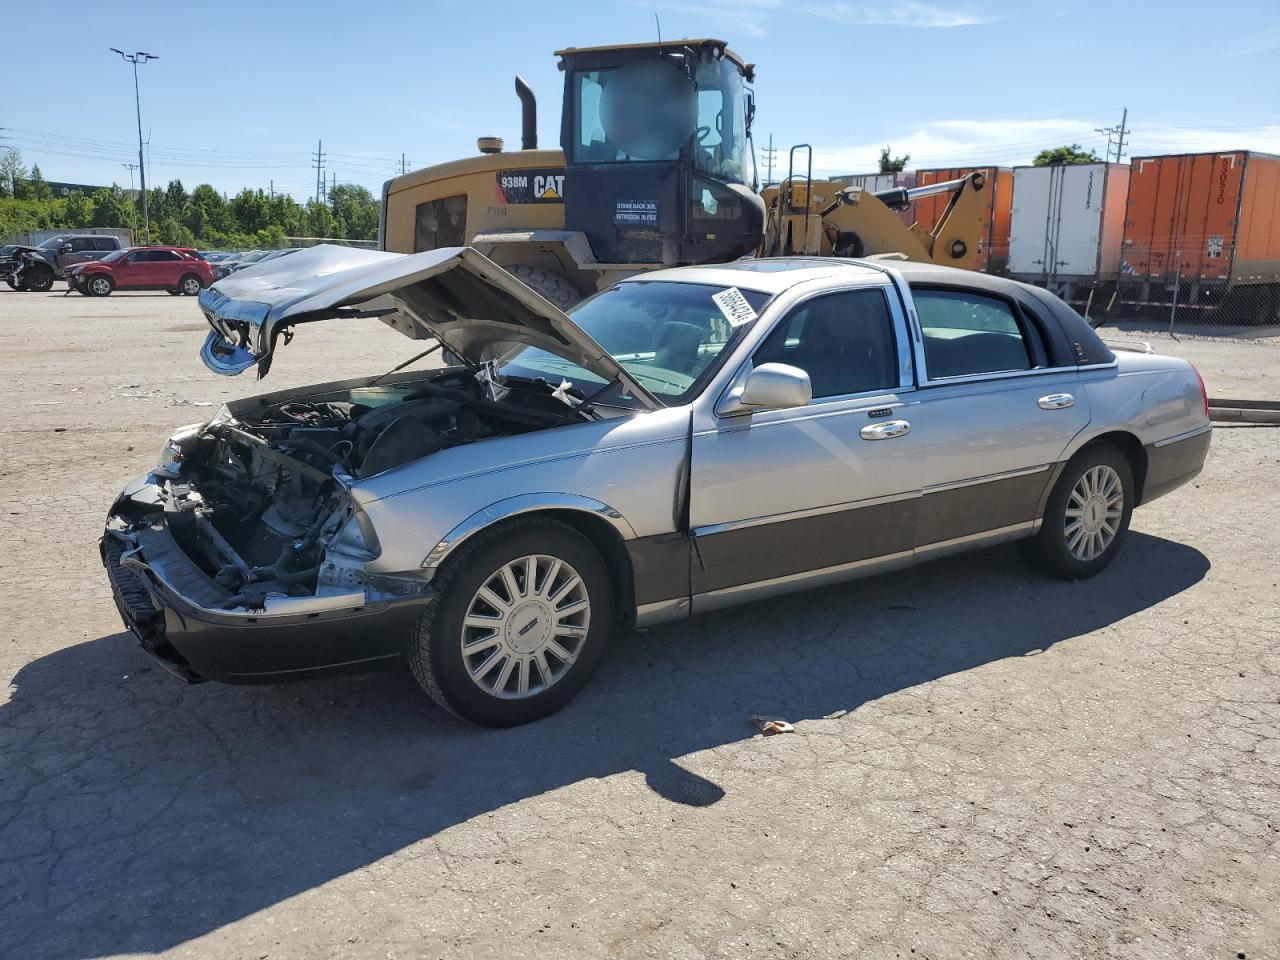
1008 162 1130 292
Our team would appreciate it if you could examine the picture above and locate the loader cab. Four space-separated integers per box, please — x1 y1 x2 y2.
556 39 765 267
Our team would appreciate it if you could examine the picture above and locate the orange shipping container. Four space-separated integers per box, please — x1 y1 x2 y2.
1122 151 1280 287
912 166 1014 273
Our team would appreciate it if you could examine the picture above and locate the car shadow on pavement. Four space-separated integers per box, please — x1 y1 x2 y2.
0 532 1208 958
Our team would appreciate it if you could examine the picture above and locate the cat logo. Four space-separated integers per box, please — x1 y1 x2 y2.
494 168 565 205
534 174 564 199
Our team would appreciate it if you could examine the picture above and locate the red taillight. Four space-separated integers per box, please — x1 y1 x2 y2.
1191 364 1209 418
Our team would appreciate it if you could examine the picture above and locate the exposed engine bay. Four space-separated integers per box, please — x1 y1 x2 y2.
139 369 591 610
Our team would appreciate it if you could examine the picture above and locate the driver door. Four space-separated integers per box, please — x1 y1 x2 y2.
114 250 147 287
689 286 924 607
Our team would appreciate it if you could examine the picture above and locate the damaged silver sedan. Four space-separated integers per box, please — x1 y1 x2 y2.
104 247 1210 725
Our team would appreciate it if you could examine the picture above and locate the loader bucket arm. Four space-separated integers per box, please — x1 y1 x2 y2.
759 171 987 270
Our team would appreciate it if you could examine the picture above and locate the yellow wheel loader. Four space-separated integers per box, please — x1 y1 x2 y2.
378 39 987 306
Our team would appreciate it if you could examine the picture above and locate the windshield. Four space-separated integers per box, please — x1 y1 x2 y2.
497 280 771 405
37 236 67 250
100 249 129 263
571 60 696 163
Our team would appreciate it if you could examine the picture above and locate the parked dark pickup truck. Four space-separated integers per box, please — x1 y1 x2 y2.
1 234 125 291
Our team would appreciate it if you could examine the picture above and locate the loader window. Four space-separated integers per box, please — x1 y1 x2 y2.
571 62 696 163
414 196 467 253
692 57 748 184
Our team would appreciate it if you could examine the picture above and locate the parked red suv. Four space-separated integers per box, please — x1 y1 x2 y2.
66 247 214 297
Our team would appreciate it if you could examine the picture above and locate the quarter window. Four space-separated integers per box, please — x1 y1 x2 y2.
913 288 1033 379
752 289 899 400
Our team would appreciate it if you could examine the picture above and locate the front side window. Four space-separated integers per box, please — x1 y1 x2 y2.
497 281 770 404
752 289 899 400
913 288 1033 379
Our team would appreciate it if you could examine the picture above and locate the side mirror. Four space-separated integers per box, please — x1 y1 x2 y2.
60 243 73 253
745 90 756 135
718 362 812 416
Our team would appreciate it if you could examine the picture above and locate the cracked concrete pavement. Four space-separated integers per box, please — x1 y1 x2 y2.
0 287 1277 959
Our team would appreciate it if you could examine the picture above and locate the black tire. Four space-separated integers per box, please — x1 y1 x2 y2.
4 276 19 291
504 264 583 311
407 517 615 726
179 274 203 296
1020 444 1134 580
26 265 55 293
86 275 114 297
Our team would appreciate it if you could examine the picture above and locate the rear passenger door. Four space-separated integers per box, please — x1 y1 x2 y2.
148 250 185 287
909 285 1089 550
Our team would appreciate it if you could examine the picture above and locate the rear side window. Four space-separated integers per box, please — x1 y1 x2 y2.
753 289 898 400
151 250 181 261
414 196 467 252
70 238 95 252
94 237 118 251
913 288 1032 379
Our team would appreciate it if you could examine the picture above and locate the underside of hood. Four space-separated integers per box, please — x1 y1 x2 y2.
197 245 638 392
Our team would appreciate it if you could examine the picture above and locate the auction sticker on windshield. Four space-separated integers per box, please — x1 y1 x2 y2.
712 287 759 328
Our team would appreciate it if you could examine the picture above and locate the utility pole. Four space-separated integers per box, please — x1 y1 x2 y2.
269 179 274 199
329 171 335 205
120 163 138 232
312 139 325 204
401 153 408 174
759 133 777 185
110 48 158 243
1095 108 1130 163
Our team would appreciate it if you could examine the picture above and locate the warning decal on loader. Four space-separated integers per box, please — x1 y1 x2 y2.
495 170 565 204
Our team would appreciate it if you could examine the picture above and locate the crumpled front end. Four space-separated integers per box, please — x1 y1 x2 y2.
101 415 436 683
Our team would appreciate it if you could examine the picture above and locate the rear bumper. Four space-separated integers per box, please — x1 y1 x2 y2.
1142 424 1211 504
102 479 434 684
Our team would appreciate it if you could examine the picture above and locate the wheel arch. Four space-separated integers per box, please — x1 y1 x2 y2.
1067 429 1150 505
422 494 639 624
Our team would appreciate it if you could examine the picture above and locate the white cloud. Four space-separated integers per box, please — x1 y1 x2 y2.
803 2 996 28
804 118 1280 176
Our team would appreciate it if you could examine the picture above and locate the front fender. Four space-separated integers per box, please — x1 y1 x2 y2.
420 493 638 574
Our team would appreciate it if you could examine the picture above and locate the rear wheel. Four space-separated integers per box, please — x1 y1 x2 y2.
179 274 203 296
504 264 583 311
86 275 115 297
407 518 614 726
26 265 54 293
1020 444 1134 579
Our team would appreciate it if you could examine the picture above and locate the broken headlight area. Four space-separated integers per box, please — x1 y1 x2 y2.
115 369 586 613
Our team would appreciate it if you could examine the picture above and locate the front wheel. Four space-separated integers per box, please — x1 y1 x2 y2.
26 265 55 293
407 518 614 726
179 274 203 296
1020 444 1134 579
86 275 114 297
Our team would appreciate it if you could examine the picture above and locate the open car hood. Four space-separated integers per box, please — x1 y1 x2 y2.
197 245 652 402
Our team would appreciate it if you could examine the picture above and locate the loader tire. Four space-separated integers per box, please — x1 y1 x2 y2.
504 265 582 311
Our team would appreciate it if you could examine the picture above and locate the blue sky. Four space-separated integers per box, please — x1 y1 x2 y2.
3 0 1277 198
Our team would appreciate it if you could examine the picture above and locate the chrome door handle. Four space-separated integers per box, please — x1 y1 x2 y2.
1038 393 1075 410
860 419 911 440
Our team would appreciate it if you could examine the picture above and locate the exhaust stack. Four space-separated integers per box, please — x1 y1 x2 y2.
515 75 537 150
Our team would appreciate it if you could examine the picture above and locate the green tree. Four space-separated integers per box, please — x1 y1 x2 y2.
159 217 197 247
91 186 134 229
230 188 270 234
26 164 52 201
0 148 28 198
328 184 379 241
63 190 93 227
878 146 910 173
1033 144 1099 166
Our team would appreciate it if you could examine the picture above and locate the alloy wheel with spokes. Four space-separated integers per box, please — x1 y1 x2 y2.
407 517 615 726
89 276 113 297
461 554 591 699
1021 444 1133 580
1065 464 1124 562
181 275 202 296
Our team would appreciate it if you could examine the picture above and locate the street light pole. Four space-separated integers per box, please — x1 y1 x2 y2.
110 48 158 244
